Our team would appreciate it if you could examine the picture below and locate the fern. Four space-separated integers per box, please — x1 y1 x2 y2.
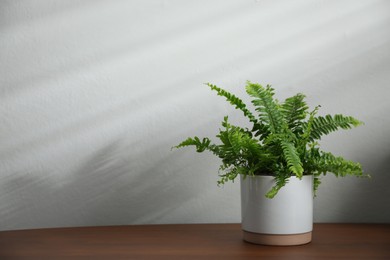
173 82 366 198
206 83 258 125
245 82 285 134
280 140 304 178
306 114 363 142
265 172 290 199
174 136 212 153
281 93 308 133
245 82 304 181
308 149 364 177
206 83 269 140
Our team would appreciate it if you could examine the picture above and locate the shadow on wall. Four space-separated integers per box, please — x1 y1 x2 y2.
314 153 390 224
3 0 249 96
340 154 390 223
76 139 208 226
0 138 207 231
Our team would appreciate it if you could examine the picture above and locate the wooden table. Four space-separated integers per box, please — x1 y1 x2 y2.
0 223 389 259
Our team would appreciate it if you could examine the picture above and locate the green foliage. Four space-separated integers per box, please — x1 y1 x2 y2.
173 81 367 198
281 93 308 134
206 83 258 125
307 114 363 142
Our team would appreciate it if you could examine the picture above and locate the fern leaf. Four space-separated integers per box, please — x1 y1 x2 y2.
307 114 363 141
206 83 257 124
311 151 364 177
281 93 308 131
280 140 304 178
313 174 321 197
265 173 290 199
173 137 211 153
245 82 286 134
300 105 320 149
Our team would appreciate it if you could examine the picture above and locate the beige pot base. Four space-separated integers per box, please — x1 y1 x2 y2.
243 230 312 246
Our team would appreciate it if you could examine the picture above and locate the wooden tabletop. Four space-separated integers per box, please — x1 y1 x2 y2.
0 223 389 259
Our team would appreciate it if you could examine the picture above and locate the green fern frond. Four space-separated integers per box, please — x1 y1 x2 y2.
173 136 212 153
311 151 364 177
307 114 363 142
206 83 257 124
206 83 270 140
218 166 246 186
218 118 263 162
299 105 320 150
313 175 321 197
265 172 290 198
245 82 286 134
281 93 308 132
215 117 275 180
280 140 304 178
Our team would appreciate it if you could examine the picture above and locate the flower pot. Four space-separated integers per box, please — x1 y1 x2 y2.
240 175 313 246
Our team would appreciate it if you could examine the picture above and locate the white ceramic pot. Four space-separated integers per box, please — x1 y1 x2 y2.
240 174 313 246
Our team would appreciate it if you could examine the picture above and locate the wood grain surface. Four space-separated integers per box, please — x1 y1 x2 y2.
0 223 389 259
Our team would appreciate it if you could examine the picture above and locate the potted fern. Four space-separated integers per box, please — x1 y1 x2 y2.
173 81 366 246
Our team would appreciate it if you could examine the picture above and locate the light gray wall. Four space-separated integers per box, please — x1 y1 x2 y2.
1 0 389 231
